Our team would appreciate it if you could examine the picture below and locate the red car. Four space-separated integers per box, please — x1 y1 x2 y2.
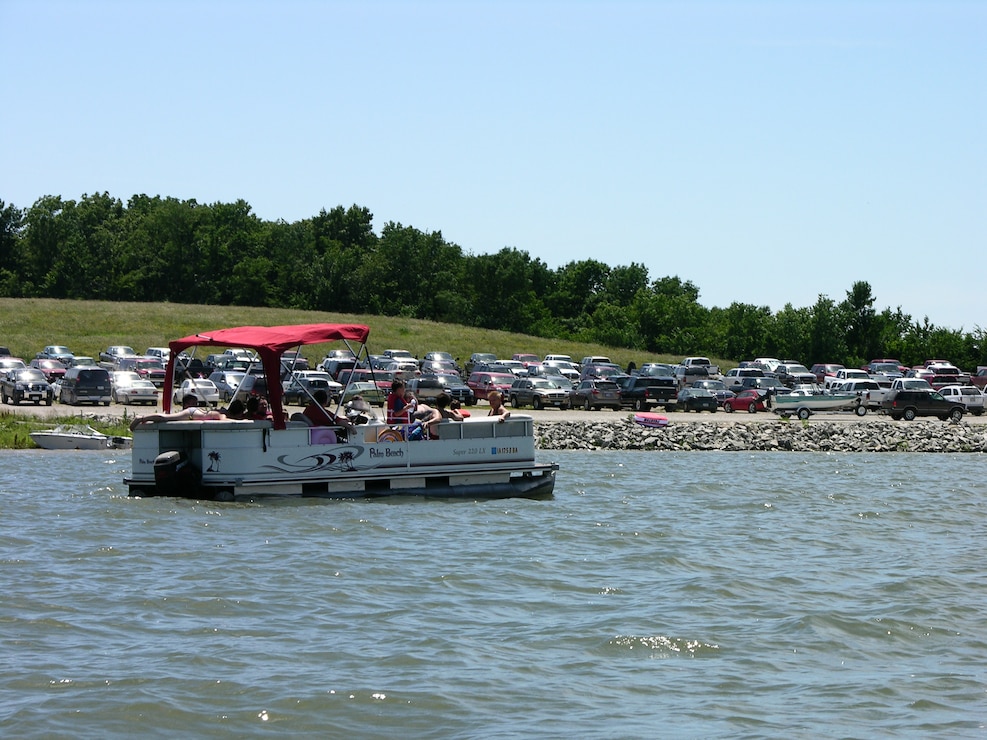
722 388 770 413
30 358 67 383
467 372 516 400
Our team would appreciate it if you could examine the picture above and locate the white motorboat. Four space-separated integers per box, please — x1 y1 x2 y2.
31 424 132 450
124 323 558 501
771 389 861 419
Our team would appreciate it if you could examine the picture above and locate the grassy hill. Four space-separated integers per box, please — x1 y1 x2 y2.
0 298 733 371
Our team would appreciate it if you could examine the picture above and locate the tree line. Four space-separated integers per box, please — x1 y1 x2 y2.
1 192 984 370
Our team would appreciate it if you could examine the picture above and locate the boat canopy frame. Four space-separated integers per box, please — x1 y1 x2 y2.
165 323 371 429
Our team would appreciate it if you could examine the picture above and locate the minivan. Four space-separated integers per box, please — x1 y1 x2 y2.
59 366 112 405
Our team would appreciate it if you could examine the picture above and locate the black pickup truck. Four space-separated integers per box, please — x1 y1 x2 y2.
618 375 678 411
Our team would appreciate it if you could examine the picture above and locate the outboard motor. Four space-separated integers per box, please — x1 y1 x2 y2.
153 450 201 498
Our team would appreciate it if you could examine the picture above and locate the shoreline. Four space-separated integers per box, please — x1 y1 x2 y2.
4 403 986 453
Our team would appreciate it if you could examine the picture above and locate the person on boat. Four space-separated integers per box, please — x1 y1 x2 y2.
386 379 413 424
435 393 464 422
486 390 511 422
303 389 353 429
246 395 273 421
129 394 225 431
224 398 247 419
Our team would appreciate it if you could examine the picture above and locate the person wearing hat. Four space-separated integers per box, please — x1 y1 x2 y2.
130 394 225 431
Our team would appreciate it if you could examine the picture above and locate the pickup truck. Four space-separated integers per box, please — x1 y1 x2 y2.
723 367 765 392
680 357 720 378
824 368 871 390
830 378 890 411
890 377 933 393
674 364 710 390
618 374 678 411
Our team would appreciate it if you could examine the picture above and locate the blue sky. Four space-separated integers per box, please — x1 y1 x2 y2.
2 0 984 331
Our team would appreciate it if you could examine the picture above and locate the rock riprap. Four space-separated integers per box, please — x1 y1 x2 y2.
535 418 987 453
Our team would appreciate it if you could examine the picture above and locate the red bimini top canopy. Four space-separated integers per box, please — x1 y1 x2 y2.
165 323 370 427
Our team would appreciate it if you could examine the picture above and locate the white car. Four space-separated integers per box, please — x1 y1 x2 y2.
145 347 170 362
112 371 159 405
173 378 221 407
938 385 985 416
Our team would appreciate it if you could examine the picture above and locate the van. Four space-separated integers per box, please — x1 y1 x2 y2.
59 366 112 405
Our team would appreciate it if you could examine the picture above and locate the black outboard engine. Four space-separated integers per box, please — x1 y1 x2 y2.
153 450 201 498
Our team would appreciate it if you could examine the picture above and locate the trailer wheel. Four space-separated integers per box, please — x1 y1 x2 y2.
797 407 811 420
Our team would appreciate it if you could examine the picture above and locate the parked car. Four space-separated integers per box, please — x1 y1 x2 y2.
674 364 710 389
283 375 339 406
722 388 770 413
541 360 580 383
173 378 220 407
30 358 67 383
67 356 99 368
617 374 677 411
723 367 765 392
580 363 623 380
692 378 735 404
774 363 817 388
569 379 622 411
145 347 171 363
115 356 167 387
512 353 541 368
419 359 460 376
0 357 27 372
676 387 719 413
99 345 136 365
338 368 394 392
208 370 250 402
59 366 112 406
465 352 497 376
423 351 461 373
341 381 387 407
36 345 75 363
111 371 158 405
508 377 570 410
881 389 965 421
467 372 516 400
1 368 53 405
407 373 476 406
810 363 845 384
937 385 985 415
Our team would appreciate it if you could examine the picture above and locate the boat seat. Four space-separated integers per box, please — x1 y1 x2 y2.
289 412 313 426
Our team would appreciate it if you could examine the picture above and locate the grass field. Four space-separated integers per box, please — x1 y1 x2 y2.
0 297 732 372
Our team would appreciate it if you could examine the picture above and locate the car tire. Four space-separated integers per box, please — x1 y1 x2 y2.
509 394 519 408
855 404 867 416
891 413 902 421
560 404 569 411
903 408 917 421
583 398 591 411
0 391 6 404
533 397 543 410
949 407 964 422
747 402 757 413
633 399 645 411
797 407 811 420
724 403 734 413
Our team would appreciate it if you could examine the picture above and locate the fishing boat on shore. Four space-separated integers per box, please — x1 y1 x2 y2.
31 424 132 450
771 388 861 419
124 323 558 501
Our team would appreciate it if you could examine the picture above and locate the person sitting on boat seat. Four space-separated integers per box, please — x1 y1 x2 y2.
130 394 225 431
410 402 442 439
303 389 353 430
224 398 247 419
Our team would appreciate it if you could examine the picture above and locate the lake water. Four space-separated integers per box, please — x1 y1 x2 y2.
2 449 985 738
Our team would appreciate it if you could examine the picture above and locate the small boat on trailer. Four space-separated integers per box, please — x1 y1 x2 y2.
124 323 558 501
771 389 861 420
